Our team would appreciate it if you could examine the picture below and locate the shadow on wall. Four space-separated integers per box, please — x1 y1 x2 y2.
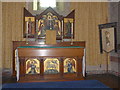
118 44 120 50
109 50 120 76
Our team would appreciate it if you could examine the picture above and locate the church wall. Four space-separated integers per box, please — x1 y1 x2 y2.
0 1 2 75
70 2 109 73
108 2 120 76
0 2 2 86
0 1 2 71
2 2 25 69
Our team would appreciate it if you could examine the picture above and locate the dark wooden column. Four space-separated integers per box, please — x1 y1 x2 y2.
19 58 26 76
77 57 83 78
40 58 44 77
60 57 64 78
12 49 16 76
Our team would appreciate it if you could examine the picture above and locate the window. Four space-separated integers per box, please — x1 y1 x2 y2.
33 0 38 10
33 0 56 10
40 0 56 8
26 1 70 16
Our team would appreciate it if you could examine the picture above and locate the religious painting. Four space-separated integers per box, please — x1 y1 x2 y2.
64 58 76 73
101 28 115 52
26 59 40 74
25 17 35 36
64 18 74 38
44 58 59 74
99 22 117 53
37 12 61 38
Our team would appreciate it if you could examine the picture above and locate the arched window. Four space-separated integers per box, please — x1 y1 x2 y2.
40 0 56 8
33 0 56 10
26 0 70 16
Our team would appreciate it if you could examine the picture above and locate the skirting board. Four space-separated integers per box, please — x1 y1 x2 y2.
86 70 120 77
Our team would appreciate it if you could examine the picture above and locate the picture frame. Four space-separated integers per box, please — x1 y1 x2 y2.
98 22 117 53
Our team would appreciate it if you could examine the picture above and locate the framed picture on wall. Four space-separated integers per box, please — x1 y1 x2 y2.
98 22 117 53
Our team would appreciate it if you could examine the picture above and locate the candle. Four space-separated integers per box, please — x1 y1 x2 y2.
35 20 38 41
71 22 73 36
61 20 64 42
62 20 63 35
26 21 28 34
26 21 29 44
71 22 73 45
36 20 38 32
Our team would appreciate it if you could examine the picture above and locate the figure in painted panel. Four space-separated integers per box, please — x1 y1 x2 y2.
53 16 61 36
54 20 61 36
31 22 35 34
67 60 73 72
28 60 37 74
45 59 58 74
44 12 56 30
105 31 110 46
66 20 71 37
65 59 75 73
38 20 45 36
28 18 32 34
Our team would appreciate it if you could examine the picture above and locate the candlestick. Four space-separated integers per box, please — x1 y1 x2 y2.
71 22 73 35
35 20 38 41
71 22 73 45
61 20 64 42
26 21 28 34
26 21 29 44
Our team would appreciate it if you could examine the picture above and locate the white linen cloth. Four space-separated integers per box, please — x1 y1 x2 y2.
82 49 86 77
15 49 19 81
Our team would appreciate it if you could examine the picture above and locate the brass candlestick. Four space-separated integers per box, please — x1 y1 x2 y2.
71 23 73 45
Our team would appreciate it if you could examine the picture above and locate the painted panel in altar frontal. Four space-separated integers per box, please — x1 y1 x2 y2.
64 58 76 73
26 59 40 74
44 58 59 74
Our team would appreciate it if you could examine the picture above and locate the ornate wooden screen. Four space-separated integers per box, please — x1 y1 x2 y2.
23 7 75 40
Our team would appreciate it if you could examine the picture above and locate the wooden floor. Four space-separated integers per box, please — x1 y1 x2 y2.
85 74 119 90
2 73 120 89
